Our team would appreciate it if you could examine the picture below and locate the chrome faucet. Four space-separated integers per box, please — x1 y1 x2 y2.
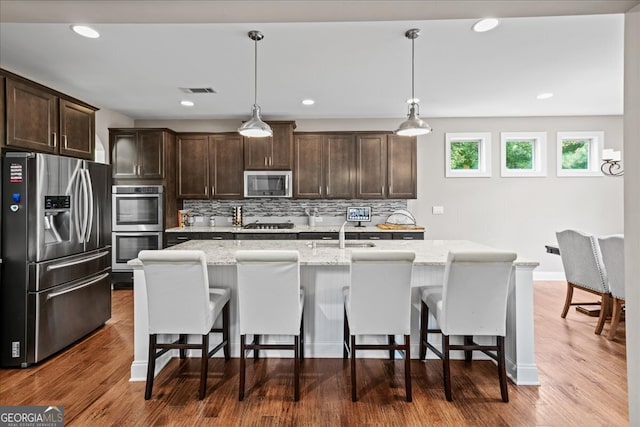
339 221 348 249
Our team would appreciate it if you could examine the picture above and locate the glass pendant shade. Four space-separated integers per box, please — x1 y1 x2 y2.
396 103 432 136
238 104 272 137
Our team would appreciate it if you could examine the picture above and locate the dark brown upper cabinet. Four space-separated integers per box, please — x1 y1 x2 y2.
176 133 244 199
3 71 96 159
110 129 171 180
387 134 417 199
59 99 95 159
294 133 355 199
244 121 296 170
356 133 417 199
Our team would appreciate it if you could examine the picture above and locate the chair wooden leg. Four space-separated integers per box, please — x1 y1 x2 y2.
343 307 349 359
404 334 412 402
294 335 300 402
608 298 624 340
442 335 452 401
388 335 396 360
179 334 187 359
300 311 305 360
464 336 473 362
595 293 611 335
351 335 357 402
497 336 509 402
419 301 428 360
222 302 230 361
561 283 574 318
239 335 246 401
198 334 209 400
253 335 260 359
144 334 157 400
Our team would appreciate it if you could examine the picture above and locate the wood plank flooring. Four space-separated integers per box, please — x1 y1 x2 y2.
0 282 628 426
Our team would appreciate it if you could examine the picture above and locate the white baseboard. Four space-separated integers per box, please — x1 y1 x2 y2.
533 271 565 281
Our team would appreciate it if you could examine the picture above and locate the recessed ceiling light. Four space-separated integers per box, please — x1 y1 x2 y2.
71 25 100 39
406 98 420 104
472 18 499 33
180 100 195 107
302 99 315 106
536 93 554 100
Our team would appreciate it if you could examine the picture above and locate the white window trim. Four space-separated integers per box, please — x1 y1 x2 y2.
500 132 547 177
556 131 604 177
445 132 492 178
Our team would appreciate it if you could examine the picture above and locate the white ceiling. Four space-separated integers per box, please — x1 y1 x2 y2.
0 1 636 122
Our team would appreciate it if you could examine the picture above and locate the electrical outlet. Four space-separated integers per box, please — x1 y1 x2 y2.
315 216 323 222
227 217 233 223
432 206 444 215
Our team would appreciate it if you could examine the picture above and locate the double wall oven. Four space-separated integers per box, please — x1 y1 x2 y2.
112 185 163 271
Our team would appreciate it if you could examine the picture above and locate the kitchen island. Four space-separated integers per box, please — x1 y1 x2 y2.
128 239 539 386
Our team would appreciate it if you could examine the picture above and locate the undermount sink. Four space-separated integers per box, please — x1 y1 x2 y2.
306 241 376 248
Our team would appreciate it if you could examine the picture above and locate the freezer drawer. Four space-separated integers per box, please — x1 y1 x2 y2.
29 269 111 363
29 248 111 292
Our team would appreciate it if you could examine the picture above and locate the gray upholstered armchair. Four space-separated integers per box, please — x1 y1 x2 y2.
598 235 625 340
556 229 610 335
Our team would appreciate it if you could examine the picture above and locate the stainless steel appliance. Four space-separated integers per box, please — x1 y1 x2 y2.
243 222 294 230
112 185 163 231
112 231 163 271
112 185 164 272
244 171 292 198
1 152 112 367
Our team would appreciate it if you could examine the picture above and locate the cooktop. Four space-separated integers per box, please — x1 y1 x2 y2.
242 222 295 230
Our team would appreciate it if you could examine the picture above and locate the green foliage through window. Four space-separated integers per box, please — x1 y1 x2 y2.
562 139 590 170
450 140 479 170
505 140 534 170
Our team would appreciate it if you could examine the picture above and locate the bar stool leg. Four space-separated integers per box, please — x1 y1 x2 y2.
239 335 246 401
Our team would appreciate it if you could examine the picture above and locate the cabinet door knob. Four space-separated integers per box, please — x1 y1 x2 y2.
211 186 215 196
52 132 57 147
63 134 68 148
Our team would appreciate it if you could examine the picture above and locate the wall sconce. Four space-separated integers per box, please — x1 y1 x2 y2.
601 149 623 176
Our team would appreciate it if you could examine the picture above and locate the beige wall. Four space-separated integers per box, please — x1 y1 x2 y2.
138 115 624 277
624 4 640 424
95 108 134 163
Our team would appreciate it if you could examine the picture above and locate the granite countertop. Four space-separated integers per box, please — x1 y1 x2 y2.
165 225 423 233
128 239 538 267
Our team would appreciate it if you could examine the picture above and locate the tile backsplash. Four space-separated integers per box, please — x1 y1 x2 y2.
183 199 407 224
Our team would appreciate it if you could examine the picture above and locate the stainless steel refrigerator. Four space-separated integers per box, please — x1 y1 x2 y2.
1 152 112 367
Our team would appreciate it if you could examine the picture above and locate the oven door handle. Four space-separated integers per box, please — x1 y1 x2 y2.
46 273 110 300
46 251 110 271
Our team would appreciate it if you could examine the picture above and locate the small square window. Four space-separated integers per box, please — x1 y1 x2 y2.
556 131 604 177
500 132 547 177
445 132 491 177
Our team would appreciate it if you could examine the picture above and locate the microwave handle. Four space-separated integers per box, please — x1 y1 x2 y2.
285 174 290 194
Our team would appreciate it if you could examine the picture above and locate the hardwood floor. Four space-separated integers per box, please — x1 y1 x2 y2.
0 282 628 426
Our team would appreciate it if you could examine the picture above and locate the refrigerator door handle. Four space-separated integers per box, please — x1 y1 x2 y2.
67 160 83 242
79 167 90 242
46 272 110 300
45 251 110 271
83 169 94 243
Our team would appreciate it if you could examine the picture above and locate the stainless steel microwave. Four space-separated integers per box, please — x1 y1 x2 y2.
244 171 292 198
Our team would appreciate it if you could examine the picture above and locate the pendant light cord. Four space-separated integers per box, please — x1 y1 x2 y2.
411 36 415 102
254 37 258 106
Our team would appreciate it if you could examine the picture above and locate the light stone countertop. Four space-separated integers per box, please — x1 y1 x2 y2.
129 239 538 267
165 225 423 233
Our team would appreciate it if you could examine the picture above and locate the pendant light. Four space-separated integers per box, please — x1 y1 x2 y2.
238 30 272 138
395 29 432 136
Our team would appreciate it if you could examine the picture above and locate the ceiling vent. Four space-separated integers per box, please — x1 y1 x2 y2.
179 87 217 94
